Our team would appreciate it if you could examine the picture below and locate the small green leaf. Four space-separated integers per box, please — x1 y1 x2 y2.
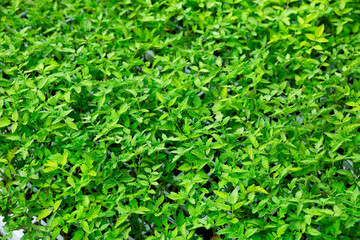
67 121 78 130
306 227 321 236
53 200 62 212
277 224 288 237
345 217 359 229
80 221 90 233
220 87 228 99
316 37 328 43
334 205 342 217
67 176 75 188
43 167 59 172
133 206 150 214
61 47 75 53
315 25 324 38
178 163 191 171
216 57 222 67
115 214 129 228
334 108 344 121
346 102 357 107
215 202 231 211
37 90 46 101
245 228 258 238
340 0 346 10
248 133 259 148
247 185 268 194
64 92 71 103
11 110 19 122
228 188 238 205
61 152 68 167
0 118 11 128
167 192 187 200
168 97 177 107
159 113 169 120
49 154 63 164
313 45 323 51
119 103 129 115
262 158 269 171
72 230 84 240
156 92 165 103
37 209 52 220
214 190 229 200
305 33 316 41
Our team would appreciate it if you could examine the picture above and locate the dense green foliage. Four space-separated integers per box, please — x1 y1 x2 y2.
1 0 360 239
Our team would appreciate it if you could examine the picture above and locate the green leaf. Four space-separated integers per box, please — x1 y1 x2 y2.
61 152 68 167
214 190 229 200
228 188 238 205
37 90 46 101
346 102 358 107
49 154 63 164
119 103 129 115
115 214 129 228
133 206 150 214
297 16 304 25
73 230 84 240
43 167 59 172
159 113 169 120
155 195 164 208
67 176 75 188
248 133 259 148
220 87 228 99
156 92 165 103
334 108 344 121
305 33 316 41
315 25 324 38
277 224 288 237
168 97 177 107
0 118 11 128
262 158 269 171
313 45 323 51
306 227 321 236
179 224 186 239
345 217 359 229
80 221 90 233
340 0 346 10
37 209 52 220
178 163 191 171
245 228 258 238
334 205 342 217
247 185 268 194
61 47 75 53
167 192 187 200
11 110 18 122
215 202 231 211
67 121 78 130
316 37 328 43
216 57 222 67
53 200 62 212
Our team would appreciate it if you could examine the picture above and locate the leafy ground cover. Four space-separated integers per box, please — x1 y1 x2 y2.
1 0 360 239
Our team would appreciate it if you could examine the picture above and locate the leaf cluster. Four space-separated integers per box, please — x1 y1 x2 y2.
1 0 360 239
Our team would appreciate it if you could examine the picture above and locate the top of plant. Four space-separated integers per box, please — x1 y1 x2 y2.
1 0 360 239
